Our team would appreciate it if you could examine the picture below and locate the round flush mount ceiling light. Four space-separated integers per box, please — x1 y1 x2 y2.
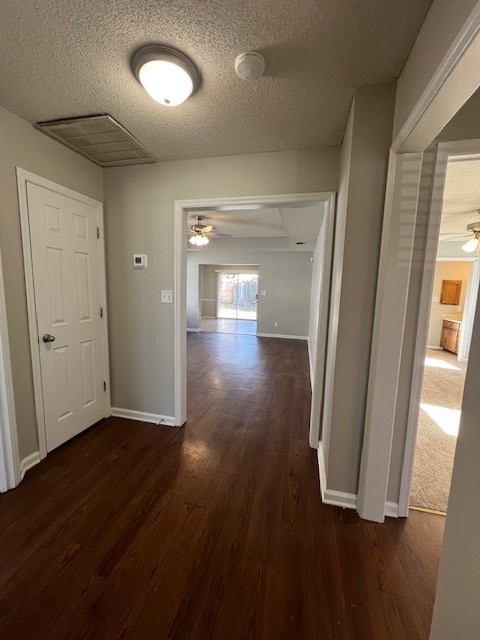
234 51 265 81
132 45 200 107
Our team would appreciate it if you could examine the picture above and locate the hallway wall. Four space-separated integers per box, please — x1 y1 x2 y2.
0 106 103 459
104 147 338 417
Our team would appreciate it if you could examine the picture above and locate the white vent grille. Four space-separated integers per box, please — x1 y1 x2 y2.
34 115 157 167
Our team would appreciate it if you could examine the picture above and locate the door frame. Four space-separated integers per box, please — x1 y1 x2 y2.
174 192 336 449
0 241 21 491
16 169 111 461
397 140 480 516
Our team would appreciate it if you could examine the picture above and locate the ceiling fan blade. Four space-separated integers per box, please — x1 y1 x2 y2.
202 225 214 233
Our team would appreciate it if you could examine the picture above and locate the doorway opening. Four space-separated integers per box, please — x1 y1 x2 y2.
402 148 480 516
176 192 336 455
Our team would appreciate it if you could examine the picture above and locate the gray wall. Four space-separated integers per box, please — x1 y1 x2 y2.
0 106 103 459
104 147 339 417
393 0 479 138
187 252 312 337
325 84 396 494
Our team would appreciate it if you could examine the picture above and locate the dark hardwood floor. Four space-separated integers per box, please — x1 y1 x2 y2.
0 333 444 639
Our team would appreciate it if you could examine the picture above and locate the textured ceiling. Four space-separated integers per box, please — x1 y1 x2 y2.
188 204 324 245
439 159 480 241
0 0 431 161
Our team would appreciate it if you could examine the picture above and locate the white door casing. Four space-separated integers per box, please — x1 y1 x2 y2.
18 170 110 457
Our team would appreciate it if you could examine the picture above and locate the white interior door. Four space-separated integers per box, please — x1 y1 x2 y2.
27 182 107 452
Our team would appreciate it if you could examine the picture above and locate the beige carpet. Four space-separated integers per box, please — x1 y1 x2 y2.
410 348 467 513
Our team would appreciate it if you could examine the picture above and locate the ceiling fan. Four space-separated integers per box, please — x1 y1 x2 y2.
461 222 480 252
189 216 213 246
188 215 231 246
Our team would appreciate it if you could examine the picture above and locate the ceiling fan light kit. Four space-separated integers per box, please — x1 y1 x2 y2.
462 222 480 253
132 45 200 106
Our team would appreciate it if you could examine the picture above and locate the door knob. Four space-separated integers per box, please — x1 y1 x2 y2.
42 334 56 343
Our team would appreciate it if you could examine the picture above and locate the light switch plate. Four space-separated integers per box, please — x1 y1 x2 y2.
161 289 173 304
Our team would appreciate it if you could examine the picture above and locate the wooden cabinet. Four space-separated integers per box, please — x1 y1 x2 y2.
440 319 461 354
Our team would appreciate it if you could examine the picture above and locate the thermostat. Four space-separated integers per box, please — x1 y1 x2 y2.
133 254 148 268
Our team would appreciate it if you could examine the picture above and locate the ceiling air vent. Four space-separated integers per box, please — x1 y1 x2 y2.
34 114 157 167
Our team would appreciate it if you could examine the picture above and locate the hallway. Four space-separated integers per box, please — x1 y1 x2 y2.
0 333 444 639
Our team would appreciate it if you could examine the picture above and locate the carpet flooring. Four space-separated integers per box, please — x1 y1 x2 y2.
410 348 467 513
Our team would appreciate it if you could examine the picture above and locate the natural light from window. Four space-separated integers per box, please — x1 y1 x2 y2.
424 356 461 371
420 403 461 437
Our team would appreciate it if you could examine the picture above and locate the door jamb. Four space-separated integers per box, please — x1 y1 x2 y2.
16 168 111 462
0 243 20 491
173 193 336 449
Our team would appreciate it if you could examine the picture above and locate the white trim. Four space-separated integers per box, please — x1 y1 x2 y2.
0 241 21 491
308 194 336 449
358 152 424 523
457 259 480 361
317 443 357 509
111 407 176 426
426 345 443 350
187 328 200 332
19 451 41 480
174 193 336 440
256 333 308 340
16 169 111 460
392 5 480 153
385 501 399 518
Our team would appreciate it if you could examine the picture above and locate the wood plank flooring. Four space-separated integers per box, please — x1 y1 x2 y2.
0 333 444 639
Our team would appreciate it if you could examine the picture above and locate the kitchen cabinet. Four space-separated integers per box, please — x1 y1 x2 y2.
440 319 461 354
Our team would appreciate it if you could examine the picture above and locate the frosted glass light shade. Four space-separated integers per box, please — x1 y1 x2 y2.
189 234 209 246
462 237 479 253
132 45 200 107
139 60 194 106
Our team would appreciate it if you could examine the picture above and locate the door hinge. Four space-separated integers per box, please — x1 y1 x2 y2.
103 381 107 392
100 307 103 318
97 226 100 239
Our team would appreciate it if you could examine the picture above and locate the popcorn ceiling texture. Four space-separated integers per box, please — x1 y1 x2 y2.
0 0 430 162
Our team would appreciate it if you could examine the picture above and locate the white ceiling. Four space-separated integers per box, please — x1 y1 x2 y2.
440 159 480 241
187 204 324 246
0 0 430 162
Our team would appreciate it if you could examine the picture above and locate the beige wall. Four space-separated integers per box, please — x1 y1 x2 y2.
104 148 339 418
427 261 470 346
393 0 479 138
0 106 103 459
325 84 396 494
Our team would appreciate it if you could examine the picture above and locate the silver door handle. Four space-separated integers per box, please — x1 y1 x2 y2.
42 334 55 343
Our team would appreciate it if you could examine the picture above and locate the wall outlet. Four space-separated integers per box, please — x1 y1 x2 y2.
260 291 267 296
274 321 278 327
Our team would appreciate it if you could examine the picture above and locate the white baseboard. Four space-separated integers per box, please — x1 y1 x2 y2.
187 328 200 332
426 345 442 350
385 501 399 518
20 451 41 480
111 407 177 426
317 443 357 510
256 333 308 340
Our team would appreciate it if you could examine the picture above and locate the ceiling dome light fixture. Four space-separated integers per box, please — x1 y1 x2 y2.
132 45 200 107
462 222 480 253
